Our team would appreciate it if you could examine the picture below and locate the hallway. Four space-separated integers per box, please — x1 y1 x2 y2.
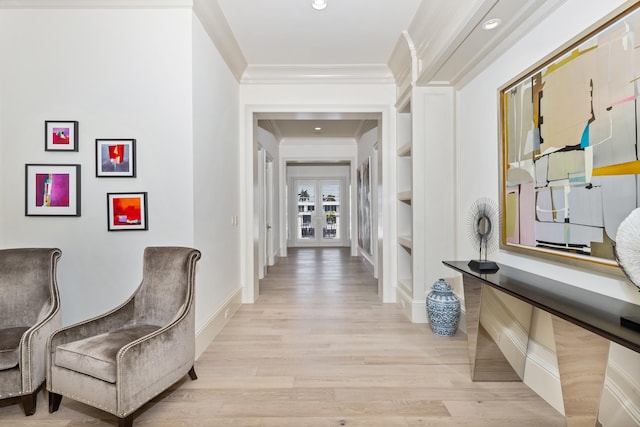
0 248 564 426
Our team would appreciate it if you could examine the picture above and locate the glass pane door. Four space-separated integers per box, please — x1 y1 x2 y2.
321 181 341 242
296 181 316 241
293 179 344 246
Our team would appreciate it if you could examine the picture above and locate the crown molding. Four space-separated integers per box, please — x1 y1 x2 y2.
0 0 192 7
192 0 247 82
241 64 394 85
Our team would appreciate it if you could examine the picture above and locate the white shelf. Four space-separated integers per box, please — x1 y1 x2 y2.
397 143 412 157
397 191 412 202
397 104 413 322
398 235 413 250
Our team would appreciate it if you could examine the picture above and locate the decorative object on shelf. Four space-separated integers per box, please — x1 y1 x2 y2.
95 138 136 177
614 207 640 291
467 197 499 272
107 192 148 231
45 120 78 152
25 164 81 216
426 278 460 336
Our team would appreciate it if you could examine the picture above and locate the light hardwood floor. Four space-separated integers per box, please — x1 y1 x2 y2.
0 247 565 426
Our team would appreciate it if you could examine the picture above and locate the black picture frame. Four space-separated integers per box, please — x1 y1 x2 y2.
45 120 79 152
106 191 148 231
25 164 81 216
96 139 137 177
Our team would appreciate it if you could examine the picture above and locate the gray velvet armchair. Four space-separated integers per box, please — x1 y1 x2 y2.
0 248 62 416
47 246 201 427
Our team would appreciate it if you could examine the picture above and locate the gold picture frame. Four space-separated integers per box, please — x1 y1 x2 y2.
499 2 640 272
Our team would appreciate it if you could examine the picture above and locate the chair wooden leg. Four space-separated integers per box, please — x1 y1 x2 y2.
21 390 38 416
48 392 62 413
188 365 197 380
118 414 134 427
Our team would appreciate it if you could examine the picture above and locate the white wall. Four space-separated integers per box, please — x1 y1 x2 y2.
0 8 194 325
192 13 241 343
456 0 640 420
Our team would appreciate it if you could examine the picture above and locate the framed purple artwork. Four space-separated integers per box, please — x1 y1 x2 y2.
25 164 81 216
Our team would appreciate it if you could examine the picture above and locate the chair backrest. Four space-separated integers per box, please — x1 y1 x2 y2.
133 247 201 327
0 248 61 328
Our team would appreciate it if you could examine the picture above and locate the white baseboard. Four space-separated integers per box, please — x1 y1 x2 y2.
195 287 242 359
395 284 428 323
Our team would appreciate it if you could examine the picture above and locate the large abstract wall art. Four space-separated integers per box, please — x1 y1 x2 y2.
500 4 640 267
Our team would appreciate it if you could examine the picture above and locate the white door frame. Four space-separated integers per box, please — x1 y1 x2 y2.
240 105 395 304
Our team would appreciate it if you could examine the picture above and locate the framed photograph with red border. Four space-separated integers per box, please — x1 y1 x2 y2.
107 192 148 231
45 120 78 151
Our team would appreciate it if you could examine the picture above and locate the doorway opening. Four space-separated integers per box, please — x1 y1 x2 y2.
246 109 391 303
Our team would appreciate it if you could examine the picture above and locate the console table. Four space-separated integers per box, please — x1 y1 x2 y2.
443 260 640 427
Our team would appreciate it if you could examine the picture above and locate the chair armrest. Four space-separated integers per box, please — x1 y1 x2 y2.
21 302 62 392
48 298 137 350
115 310 194 414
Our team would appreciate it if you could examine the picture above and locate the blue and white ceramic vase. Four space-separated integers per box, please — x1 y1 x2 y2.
426 278 460 336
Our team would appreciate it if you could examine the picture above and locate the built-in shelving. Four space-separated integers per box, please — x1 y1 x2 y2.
396 100 414 321
391 32 455 324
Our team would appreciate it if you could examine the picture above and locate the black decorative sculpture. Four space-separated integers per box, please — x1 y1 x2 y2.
467 197 500 272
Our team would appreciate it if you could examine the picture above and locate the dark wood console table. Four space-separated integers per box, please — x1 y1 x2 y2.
443 260 640 427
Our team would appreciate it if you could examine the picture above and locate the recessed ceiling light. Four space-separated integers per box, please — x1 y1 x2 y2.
482 18 501 30
312 0 327 11
314 127 322 133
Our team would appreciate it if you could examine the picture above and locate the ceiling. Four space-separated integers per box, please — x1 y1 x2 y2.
215 0 565 140
217 0 420 140
216 0 422 66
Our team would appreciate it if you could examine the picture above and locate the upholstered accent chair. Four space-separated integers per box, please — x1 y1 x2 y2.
0 248 62 416
47 246 201 427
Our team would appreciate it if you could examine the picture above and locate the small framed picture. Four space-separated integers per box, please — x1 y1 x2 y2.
45 121 78 151
107 192 148 231
25 164 81 216
96 139 136 177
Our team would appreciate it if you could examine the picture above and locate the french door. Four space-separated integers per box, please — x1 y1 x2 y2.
293 179 345 246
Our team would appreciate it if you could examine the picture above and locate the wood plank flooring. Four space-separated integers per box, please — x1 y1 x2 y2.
0 247 565 426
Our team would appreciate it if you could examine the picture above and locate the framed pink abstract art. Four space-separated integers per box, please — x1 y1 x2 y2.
25 164 81 216
45 121 78 151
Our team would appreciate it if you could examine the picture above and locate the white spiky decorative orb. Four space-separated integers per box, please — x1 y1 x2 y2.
614 208 640 291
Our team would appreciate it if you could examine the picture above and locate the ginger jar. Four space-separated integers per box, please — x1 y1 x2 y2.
426 278 460 336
